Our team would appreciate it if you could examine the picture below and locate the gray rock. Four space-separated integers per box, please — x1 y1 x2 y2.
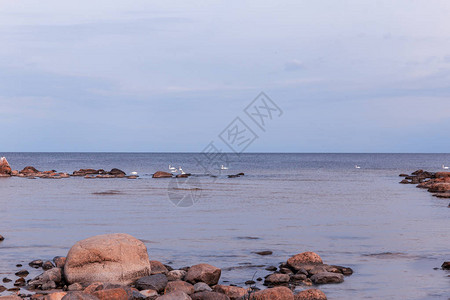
135 274 168 293
68 283 83 291
264 273 290 285
194 282 212 292
310 272 344 284
156 291 191 300
191 291 230 300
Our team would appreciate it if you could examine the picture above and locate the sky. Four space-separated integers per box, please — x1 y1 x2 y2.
0 0 450 152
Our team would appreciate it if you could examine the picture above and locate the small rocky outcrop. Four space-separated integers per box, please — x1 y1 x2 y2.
400 170 450 201
64 233 151 286
0 157 11 177
153 171 173 178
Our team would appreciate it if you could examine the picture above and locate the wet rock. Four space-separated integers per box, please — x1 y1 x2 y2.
109 168 126 177
213 285 247 299
2 278 11 283
307 266 329 276
153 171 173 178
310 272 344 284
264 273 290 286
68 283 83 291
435 192 450 198
290 274 307 282
254 251 272 256
244 280 255 285
150 261 169 275
64 233 151 286
280 268 294 275
0 285 5 292
92 288 128 300
156 291 191 300
53 257 66 268
15 269 29 277
249 286 294 300
72 169 99 176
399 179 410 184
265 266 277 272
194 282 212 292
287 252 323 271
14 277 26 286
167 270 187 281
61 292 100 300
165 280 194 295
43 261 55 270
0 157 12 176
191 291 230 300
185 264 221 286
0 235 4 241
329 265 353 276
442 261 450 270
294 289 327 300
135 274 168 293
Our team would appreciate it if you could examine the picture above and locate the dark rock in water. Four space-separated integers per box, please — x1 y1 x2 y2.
0 157 12 176
412 169 424 175
15 270 29 277
245 280 255 285
399 179 410 184
0 285 6 292
109 168 126 177
310 272 344 284
228 175 239 178
330 265 354 276
176 174 190 178
254 251 273 256
0 234 4 241
153 171 173 178
265 266 277 271
135 274 168 292
236 173 245 176
16 264 22 267
14 277 26 286
399 173 409 177
29 259 43 268
20 166 40 175
72 169 98 176
43 260 55 270
442 261 450 270
127 175 138 179
2 277 12 283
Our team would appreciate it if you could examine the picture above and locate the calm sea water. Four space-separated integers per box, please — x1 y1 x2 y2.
0 153 449 299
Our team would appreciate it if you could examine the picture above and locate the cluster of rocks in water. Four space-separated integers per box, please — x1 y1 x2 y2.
0 233 354 300
399 170 450 201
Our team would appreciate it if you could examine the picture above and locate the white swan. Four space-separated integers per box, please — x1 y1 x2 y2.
442 164 449 170
355 165 361 169
169 165 178 173
178 167 186 175
220 165 228 170
130 171 138 175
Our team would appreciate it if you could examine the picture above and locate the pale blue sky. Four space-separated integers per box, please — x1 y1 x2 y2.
1 1 450 152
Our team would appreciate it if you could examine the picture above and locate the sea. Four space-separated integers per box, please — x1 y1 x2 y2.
0 153 449 299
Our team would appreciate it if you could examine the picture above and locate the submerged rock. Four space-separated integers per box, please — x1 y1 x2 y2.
64 233 151 286
153 171 173 178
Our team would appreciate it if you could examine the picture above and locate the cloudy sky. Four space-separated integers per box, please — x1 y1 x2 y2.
1 0 450 152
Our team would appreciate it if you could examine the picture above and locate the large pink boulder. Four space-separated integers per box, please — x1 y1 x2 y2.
0 157 11 176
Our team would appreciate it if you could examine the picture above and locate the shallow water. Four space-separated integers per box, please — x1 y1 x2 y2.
0 153 449 299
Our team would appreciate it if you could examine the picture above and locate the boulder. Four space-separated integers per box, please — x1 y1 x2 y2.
153 171 173 178
64 233 151 286
54 256 67 268
310 272 344 284
135 274 168 293
185 264 221 285
164 280 194 295
20 166 40 175
442 261 450 270
191 291 230 300
44 292 68 300
294 289 327 300
249 286 294 300
287 252 323 270
213 285 247 299
156 291 191 300
109 168 126 177
92 288 129 300
0 157 11 176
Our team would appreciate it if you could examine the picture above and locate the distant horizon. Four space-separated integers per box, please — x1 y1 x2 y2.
2 151 450 154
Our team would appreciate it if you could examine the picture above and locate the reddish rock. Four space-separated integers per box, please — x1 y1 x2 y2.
156 291 191 300
213 285 247 299
61 292 99 300
294 289 327 300
20 166 40 175
185 264 221 285
153 171 173 178
250 286 294 300
92 288 128 300
435 172 450 178
164 280 194 295
264 273 290 285
287 252 323 270
44 292 68 300
150 260 169 275
0 157 11 176
310 272 344 284
84 282 104 294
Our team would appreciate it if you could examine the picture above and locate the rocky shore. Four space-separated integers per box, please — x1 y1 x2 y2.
0 233 353 300
399 170 450 201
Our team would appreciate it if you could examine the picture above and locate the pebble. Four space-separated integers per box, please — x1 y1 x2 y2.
15 270 29 277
